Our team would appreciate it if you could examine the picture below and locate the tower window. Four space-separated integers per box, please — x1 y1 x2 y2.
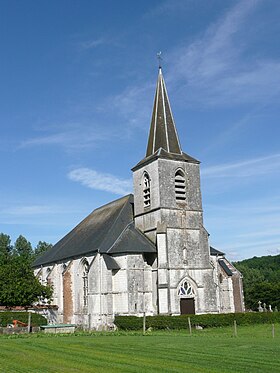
175 170 186 201
143 172 151 207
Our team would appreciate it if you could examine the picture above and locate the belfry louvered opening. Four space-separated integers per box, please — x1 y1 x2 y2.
143 172 151 207
175 170 186 201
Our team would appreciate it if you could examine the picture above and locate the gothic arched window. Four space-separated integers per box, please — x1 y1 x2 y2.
82 260 89 307
178 280 195 297
143 172 151 207
175 170 186 202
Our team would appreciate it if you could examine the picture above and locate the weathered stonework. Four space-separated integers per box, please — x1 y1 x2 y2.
34 67 244 329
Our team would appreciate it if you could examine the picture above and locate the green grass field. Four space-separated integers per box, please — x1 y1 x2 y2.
0 324 279 372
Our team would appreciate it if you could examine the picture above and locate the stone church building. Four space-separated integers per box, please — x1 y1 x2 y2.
34 68 244 328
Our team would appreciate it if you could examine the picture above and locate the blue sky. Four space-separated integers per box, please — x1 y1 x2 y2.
1 0 280 260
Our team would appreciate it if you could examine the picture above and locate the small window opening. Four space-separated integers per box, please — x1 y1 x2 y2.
183 247 187 263
175 170 186 202
143 173 151 207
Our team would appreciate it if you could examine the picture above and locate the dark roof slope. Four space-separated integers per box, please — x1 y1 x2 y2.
210 246 225 256
218 259 233 276
146 68 182 156
33 194 156 267
132 147 199 172
106 222 156 254
132 68 199 172
103 254 120 270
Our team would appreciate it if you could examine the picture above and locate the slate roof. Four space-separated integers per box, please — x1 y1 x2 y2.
146 68 182 157
210 246 225 256
132 68 199 172
33 194 156 267
218 259 233 276
132 147 199 171
103 254 120 270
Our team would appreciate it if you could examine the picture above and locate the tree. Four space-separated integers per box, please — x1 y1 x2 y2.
0 233 53 307
234 254 280 310
245 282 280 310
0 256 52 306
0 233 12 264
13 235 33 263
33 241 53 261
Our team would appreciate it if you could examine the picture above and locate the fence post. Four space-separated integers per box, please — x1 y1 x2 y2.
88 314 91 331
27 312 32 333
233 320 237 337
143 312 146 335
272 323 275 339
188 317 192 336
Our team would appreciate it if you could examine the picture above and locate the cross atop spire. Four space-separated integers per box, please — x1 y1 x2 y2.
146 68 182 157
157 51 163 69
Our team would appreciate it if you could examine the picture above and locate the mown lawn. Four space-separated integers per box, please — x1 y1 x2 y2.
0 324 279 372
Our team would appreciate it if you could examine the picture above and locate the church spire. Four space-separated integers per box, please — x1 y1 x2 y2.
146 68 182 157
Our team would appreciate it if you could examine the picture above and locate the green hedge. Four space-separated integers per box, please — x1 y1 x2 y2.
114 312 280 330
0 312 47 327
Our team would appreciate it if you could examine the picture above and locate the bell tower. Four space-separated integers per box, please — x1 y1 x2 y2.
132 68 219 315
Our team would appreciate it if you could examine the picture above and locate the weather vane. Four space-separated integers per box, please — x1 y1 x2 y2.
157 51 163 69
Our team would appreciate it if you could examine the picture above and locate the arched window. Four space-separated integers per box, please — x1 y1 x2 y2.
82 260 89 307
143 172 151 207
178 280 195 297
175 170 186 201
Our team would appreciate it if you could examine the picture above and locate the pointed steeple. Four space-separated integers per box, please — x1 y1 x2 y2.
146 68 182 157
132 67 199 172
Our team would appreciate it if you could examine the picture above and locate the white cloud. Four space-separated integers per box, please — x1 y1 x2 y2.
0 204 83 218
68 168 132 195
144 0 192 18
6 205 54 216
205 195 280 259
267 248 280 255
169 0 280 107
111 82 154 131
80 38 105 49
201 153 280 178
19 123 117 151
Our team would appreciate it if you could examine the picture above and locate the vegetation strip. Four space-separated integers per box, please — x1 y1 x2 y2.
115 312 280 330
0 325 279 373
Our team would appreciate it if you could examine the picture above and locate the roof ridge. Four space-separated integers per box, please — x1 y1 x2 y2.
90 193 133 214
104 221 134 254
98 196 133 252
106 221 156 254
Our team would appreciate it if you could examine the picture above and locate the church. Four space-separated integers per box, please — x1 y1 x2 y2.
33 67 244 329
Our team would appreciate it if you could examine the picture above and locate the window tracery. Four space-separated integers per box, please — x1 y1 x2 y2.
178 280 195 297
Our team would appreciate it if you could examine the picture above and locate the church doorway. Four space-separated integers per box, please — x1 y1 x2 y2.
180 298 195 314
178 279 196 314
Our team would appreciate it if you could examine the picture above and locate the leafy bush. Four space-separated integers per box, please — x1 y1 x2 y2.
0 312 47 327
114 312 280 330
